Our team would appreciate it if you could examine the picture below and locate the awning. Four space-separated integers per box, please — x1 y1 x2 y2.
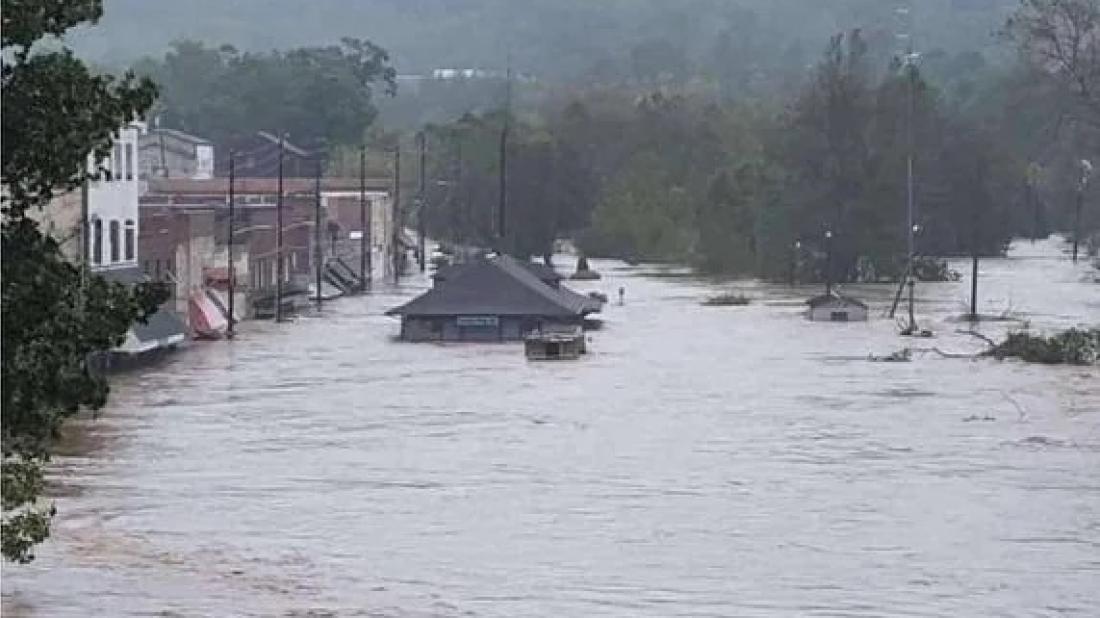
189 292 228 339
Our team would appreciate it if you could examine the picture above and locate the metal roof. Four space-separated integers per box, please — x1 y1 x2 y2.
388 255 602 318
133 308 189 343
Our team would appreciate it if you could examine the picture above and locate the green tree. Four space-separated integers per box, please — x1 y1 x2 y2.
2 0 167 563
137 38 396 148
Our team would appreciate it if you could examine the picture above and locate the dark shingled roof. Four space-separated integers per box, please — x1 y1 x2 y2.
389 255 601 318
433 258 562 285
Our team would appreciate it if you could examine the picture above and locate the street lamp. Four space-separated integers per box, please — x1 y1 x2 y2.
824 230 834 297
790 239 802 286
1073 159 1093 263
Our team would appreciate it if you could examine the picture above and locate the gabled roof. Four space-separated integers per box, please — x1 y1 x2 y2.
433 257 562 285
388 254 601 318
807 292 868 309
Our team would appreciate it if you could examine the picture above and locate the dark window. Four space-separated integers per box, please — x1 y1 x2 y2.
124 220 135 260
92 218 103 264
114 144 122 181
125 144 134 180
109 220 120 262
830 311 849 322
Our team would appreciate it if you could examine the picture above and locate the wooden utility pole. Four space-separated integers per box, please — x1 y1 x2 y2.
359 145 370 289
227 151 236 338
969 173 982 320
393 145 401 283
498 121 508 245
417 131 427 272
497 64 512 250
275 135 285 322
314 158 323 310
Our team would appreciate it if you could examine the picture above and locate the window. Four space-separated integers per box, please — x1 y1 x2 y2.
92 218 103 264
124 219 135 260
103 155 112 181
109 220 120 262
125 144 134 180
114 144 123 181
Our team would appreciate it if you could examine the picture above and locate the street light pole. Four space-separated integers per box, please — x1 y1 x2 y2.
824 230 834 297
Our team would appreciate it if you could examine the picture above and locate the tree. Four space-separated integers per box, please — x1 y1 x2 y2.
1005 0 1100 126
137 38 396 148
2 0 167 563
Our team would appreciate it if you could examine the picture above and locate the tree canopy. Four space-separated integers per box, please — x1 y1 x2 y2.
2 0 167 563
133 38 396 149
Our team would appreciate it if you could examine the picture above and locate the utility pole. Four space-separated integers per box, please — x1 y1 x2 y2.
275 134 285 322
393 144 401 284
417 131 427 272
359 145 370 289
456 137 465 249
227 151 236 338
498 66 512 250
969 164 983 321
314 157 323 310
904 50 918 332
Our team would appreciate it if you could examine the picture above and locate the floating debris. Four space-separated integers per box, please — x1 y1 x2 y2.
702 292 751 306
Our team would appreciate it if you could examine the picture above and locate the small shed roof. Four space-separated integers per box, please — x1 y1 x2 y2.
388 255 601 318
807 292 868 309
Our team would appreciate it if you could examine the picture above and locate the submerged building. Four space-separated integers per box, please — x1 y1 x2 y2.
386 254 603 342
806 292 869 322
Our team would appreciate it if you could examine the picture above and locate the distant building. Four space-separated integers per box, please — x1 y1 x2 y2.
806 293 869 322
386 254 603 342
142 176 396 316
215 131 313 178
139 127 214 180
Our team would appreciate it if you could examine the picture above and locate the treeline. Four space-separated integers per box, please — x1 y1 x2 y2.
131 1 1100 281
133 39 396 149
418 12 1098 280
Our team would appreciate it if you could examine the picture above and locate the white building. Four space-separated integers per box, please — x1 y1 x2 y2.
87 122 142 272
84 122 188 358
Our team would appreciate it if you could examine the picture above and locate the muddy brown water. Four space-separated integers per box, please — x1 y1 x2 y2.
3 238 1098 616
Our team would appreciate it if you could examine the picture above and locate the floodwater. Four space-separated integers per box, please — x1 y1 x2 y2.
3 238 1098 617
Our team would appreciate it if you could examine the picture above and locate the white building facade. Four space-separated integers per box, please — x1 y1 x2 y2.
88 122 142 272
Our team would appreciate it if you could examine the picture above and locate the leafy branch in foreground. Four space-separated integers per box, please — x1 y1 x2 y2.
2 0 165 563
